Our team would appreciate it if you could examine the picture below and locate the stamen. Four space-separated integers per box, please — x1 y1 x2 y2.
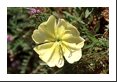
58 58 63 65
68 53 72 58
58 44 64 65
64 45 73 58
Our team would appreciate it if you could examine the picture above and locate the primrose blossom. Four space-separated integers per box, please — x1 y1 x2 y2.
32 15 85 68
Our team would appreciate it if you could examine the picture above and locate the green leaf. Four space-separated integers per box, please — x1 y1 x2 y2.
95 21 100 33
85 8 93 18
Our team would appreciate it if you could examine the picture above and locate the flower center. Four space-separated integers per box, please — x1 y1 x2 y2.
56 35 62 42
57 38 61 42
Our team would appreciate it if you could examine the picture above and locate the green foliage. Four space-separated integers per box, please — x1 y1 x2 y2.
7 7 109 74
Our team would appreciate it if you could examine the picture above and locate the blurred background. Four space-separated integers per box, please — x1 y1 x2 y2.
7 7 109 74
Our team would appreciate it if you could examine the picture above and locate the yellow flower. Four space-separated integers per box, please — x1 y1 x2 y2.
32 15 85 68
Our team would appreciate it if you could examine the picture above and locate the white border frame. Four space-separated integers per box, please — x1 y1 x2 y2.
0 0 116 81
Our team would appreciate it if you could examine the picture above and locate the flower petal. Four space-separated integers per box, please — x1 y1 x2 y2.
57 19 80 37
62 36 85 50
62 44 82 63
34 42 55 62
32 29 54 44
47 43 64 68
32 15 57 44
34 42 64 68
38 15 56 38
55 25 66 38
